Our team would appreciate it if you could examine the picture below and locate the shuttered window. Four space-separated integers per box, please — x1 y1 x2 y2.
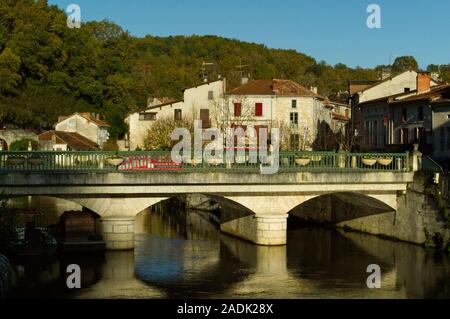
255 103 263 117
234 103 242 117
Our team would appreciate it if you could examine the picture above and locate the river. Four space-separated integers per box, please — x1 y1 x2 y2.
5 204 450 299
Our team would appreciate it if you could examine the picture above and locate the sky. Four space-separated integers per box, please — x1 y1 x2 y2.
48 0 450 69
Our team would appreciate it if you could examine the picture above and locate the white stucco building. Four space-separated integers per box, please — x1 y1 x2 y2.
125 79 226 150
55 112 110 148
226 79 331 150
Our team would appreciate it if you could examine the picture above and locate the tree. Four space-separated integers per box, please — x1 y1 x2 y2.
9 138 38 151
0 47 22 94
392 56 419 73
142 116 194 150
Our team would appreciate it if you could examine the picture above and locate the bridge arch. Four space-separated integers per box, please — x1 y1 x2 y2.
0 138 7 150
288 192 397 224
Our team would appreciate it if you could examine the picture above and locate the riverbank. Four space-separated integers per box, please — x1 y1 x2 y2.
337 172 450 251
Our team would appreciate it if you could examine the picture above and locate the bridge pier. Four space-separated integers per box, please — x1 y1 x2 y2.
101 216 135 250
220 214 288 246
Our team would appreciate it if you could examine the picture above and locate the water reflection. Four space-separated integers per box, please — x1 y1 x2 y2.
6 202 450 299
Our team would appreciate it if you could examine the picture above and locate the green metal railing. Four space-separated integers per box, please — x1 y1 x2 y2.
0 151 410 173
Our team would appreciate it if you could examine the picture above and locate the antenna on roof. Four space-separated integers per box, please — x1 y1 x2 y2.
201 62 215 82
237 58 250 85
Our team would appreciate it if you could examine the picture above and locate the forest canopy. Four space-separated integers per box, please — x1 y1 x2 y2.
0 0 448 137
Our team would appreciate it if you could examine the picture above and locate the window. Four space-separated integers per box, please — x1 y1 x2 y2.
68 119 76 129
418 106 424 121
255 103 263 117
234 103 242 117
208 91 214 100
139 112 156 121
402 108 407 123
290 112 298 127
174 109 182 121
373 121 378 146
200 109 210 128
417 127 425 144
290 134 300 150
404 87 411 93
292 100 297 108
401 128 409 144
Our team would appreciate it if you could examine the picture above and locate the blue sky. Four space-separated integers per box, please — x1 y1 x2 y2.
48 0 450 69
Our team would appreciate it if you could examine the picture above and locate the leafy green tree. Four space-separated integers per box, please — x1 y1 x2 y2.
0 47 22 94
392 56 419 72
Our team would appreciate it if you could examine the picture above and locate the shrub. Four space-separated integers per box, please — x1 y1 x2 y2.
9 139 38 151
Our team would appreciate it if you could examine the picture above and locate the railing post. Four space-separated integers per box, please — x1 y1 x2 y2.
410 144 422 172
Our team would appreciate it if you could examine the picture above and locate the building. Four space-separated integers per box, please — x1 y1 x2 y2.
432 96 450 165
326 100 351 134
125 79 226 150
226 79 332 150
357 71 450 161
39 131 100 151
55 112 110 148
351 71 441 135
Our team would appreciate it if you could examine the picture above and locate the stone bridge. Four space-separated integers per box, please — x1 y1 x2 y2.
0 129 38 150
0 150 418 250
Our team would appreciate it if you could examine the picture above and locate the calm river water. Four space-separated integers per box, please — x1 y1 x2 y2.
6 206 450 299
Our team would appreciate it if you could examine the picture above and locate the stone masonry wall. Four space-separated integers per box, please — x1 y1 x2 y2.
338 173 450 249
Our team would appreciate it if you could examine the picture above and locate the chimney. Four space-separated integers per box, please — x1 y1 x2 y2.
417 72 431 94
241 76 249 85
310 86 318 94
96 113 100 120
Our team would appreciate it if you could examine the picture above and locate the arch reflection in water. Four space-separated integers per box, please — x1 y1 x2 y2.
6 196 450 299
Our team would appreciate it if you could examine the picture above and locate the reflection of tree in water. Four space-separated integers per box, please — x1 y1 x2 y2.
287 226 450 298
287 227 395 289
134 207 252 298
8 255 103 299
340 230 450 298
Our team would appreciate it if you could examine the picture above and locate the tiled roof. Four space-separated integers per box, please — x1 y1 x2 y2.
57 113 110 127
39 131 99 151
78 113 110 127
332 112 350 121
147 100 183 110
390 84 450 105
181 79 224 92
227 79 322 98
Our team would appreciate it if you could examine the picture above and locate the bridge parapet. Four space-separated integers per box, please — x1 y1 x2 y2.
0 150 411 173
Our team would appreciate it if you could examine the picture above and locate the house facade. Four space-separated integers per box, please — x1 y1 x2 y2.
351 71 440 135
226 79 332 150
55 112 110 148
125 79 226 150
357 71 450 162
